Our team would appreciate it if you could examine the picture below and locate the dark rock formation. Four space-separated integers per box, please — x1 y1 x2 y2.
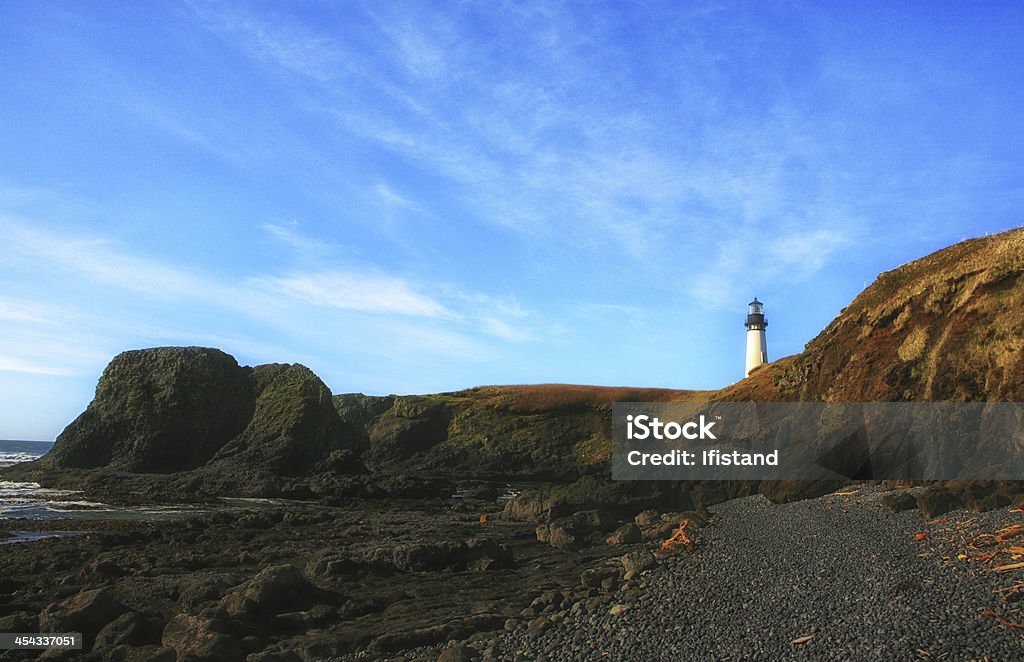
162 613 244 662
44 347 254 472
220 564 317 619
204 363 345 476
7 347 354 495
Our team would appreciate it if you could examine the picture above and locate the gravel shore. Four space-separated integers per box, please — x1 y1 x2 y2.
492 487 1024 660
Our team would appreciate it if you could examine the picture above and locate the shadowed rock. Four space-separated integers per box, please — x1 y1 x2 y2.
13 347 354 492
45 347 254 472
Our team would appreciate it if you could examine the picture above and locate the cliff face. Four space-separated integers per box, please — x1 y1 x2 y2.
720 228 1024 402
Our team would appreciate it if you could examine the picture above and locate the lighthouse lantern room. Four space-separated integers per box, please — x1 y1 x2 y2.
744 298 768 377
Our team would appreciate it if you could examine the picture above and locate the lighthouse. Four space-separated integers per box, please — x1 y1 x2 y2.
744 297 768 377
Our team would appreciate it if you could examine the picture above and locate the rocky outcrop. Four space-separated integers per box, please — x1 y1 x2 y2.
44 347 254 472
7 347 354 495
204 363 344 476
339 386 700 480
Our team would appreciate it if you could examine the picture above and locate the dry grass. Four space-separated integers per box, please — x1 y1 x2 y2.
464 383 713 413
898 326 929 362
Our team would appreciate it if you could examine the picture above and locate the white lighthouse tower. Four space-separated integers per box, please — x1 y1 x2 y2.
744 297 768 377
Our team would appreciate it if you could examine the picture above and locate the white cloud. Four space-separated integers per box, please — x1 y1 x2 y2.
0 354 77 377
4 219 216 300
261 221 334 258
0 298 65 325
480 317 535 343
375 183 416 209
254 272 449 317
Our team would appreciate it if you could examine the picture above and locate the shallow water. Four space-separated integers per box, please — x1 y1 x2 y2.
0 440 208 525
0 530 87 545
0 439 53 469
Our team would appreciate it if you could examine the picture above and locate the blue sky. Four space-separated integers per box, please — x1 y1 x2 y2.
2 1 1023 440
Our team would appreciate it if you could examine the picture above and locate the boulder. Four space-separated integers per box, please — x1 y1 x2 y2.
916 488 964 517
28 347 353 483
220 564 315 618
94 612 163 648
39 587 130 638
605 523 642 545
879 491 917 513
621 550 656 576
161 614 243 662
535 509 618 549
178 575 237 612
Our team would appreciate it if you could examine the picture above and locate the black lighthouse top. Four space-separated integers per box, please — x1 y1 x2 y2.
745 297 767 330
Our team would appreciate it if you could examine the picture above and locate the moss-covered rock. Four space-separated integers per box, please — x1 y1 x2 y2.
22 348 354 490
44 347 254 472
205 363 345 476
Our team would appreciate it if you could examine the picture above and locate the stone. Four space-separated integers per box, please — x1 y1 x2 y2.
438 645 476 662
94 612 163 648
39 587 130 637
220 564 315 618
178 575 235 612
621 550 656 575
580 567 618 588
605 523 642 545
161 614 243 662
527 615 550 633
880 491 917 513
609 604 631 616
634 509 661 526
916 488 963 517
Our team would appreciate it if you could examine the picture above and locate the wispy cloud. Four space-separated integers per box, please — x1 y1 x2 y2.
184 0 867 302
4 218 216 300
254 272 448 317
0 214 535 391
261 221 335 259
480 317 535 343
0 355 77 377
0 297 66 325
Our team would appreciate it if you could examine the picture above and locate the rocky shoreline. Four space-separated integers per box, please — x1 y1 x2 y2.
0 486 698 661
5 484 1024 660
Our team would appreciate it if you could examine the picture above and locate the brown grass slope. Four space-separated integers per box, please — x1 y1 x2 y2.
720 227 1024 402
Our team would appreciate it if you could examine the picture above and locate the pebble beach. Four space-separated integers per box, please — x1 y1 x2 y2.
488 487 1024 661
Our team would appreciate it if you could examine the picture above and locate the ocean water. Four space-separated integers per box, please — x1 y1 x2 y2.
0 440 285 526
0 439 207 521
0 439 104 520
0 439 54 469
